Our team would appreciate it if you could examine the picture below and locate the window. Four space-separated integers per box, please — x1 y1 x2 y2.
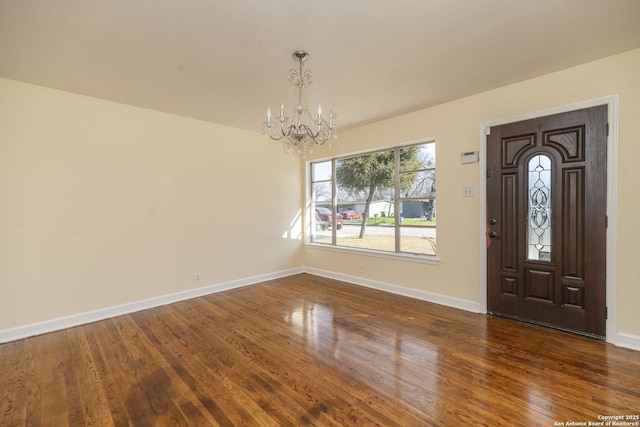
309 140 436 256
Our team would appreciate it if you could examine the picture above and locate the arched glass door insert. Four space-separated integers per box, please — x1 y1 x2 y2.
527 154 552 261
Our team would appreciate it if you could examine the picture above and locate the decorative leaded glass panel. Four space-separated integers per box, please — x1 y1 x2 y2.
527 154 552 261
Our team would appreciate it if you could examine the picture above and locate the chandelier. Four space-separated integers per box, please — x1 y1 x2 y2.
264 50 337 156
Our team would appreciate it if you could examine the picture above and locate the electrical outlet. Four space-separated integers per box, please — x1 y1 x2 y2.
193 273 201 284
463 186 474 197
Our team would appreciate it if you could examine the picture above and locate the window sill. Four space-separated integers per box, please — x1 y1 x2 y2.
305 242 439 265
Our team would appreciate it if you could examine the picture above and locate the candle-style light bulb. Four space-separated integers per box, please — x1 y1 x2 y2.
317 104 322 119
267 108 271 122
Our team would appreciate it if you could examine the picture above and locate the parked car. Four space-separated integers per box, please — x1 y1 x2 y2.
340 210 362 220
315 207 344 230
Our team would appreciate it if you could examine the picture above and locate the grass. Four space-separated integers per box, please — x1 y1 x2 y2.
346 217 436 227
314 234 437 256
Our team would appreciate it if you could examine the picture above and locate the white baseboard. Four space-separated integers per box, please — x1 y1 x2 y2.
304 267 481 313
3 267 638 353
616 332 640 352
0 267 304 344
303 268 640 352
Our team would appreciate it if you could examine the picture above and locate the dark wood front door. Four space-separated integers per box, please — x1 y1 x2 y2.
486 106 607 338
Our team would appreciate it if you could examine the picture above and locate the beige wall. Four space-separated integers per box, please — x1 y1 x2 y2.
304 48 640 338
2 48 638 342
0 78 304 330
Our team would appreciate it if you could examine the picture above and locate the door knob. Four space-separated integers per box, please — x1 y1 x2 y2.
488 231 498 238
488 219 497 225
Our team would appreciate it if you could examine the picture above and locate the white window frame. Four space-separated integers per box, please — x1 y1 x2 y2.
306 138 438 264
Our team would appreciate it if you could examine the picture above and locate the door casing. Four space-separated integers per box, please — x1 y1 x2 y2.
478 95 619 344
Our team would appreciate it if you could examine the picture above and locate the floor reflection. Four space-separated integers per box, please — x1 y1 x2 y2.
283 300 441 409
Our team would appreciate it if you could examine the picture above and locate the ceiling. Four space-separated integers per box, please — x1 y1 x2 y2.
1 0 639 133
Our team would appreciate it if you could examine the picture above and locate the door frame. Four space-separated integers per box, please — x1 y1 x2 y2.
478 95 619 343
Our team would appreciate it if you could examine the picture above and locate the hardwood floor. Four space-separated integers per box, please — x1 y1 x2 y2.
1 274 639 426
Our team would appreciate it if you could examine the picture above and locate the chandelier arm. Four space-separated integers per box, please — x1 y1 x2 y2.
305 125 331 145
267 132 285 141
303 124 320 139
264 121 285 141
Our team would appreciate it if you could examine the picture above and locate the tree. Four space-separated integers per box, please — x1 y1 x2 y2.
336 148 420 238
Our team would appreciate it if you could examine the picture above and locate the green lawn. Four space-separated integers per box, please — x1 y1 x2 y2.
345 217 436 227
314 234 437 255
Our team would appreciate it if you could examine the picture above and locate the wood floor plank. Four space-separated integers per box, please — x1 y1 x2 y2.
0 339 33 426
197 292 426 426
166 298 344 426
64 327 115 426
212 290 434 425
135 305 282 426
135 315 249 426
36 332 70 426
100 317 189 426
1 273 639 426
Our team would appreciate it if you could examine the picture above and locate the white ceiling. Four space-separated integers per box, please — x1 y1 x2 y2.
1 0 639 132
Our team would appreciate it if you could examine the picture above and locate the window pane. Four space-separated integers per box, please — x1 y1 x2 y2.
527 154 552 261
400 170 436 198
311 182 331 203
400 199 436 223
399 226 437 255
335 149 396 219
400 143 435 171
310 202 336 244
335 203 395 251
312 160 332 181
335 150 395 253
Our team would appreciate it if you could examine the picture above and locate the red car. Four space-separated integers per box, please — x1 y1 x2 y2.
315 207 343 230
340 210 362 220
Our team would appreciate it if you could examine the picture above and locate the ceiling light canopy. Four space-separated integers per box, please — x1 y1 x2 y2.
264 51 337 156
